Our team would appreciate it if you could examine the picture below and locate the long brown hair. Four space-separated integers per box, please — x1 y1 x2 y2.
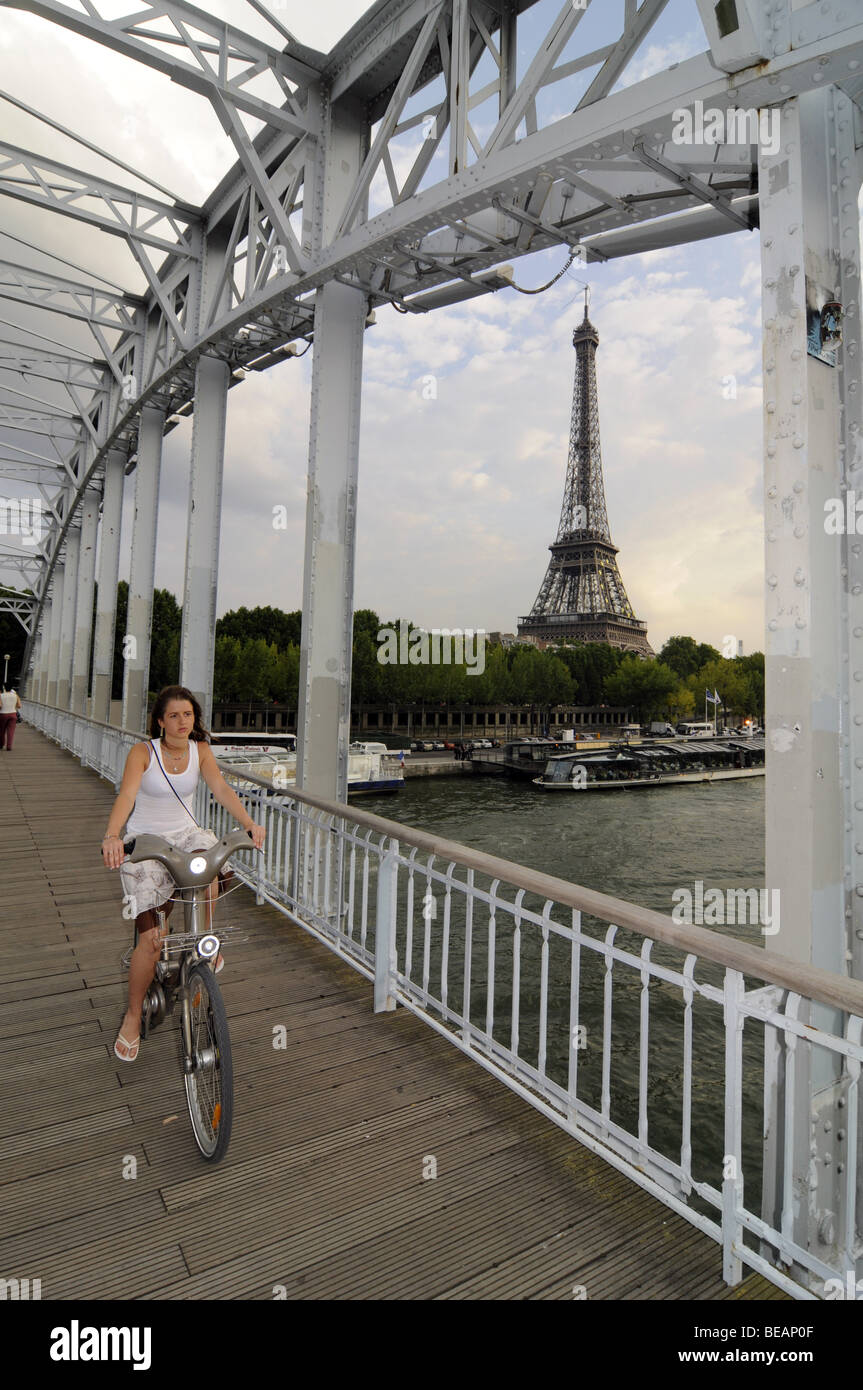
148 686 210 742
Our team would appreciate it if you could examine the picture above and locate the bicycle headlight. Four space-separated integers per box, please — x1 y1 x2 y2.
196 934 220 959
189 856 208 875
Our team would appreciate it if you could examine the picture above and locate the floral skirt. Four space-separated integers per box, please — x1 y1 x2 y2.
120 824 219 922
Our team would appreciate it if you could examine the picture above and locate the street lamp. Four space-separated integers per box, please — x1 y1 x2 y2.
3 654 9 685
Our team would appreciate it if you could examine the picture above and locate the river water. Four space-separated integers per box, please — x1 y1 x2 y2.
360 772 767 1212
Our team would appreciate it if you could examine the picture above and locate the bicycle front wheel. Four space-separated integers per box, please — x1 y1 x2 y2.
183 963 233 1162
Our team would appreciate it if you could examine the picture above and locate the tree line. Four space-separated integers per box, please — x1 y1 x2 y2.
101 591 764 721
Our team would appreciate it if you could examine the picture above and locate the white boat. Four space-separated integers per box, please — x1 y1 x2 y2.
533 736 765 791
215 746 404 795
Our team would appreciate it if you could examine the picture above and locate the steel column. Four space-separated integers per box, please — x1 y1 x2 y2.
26 631 42 700
179 355 228 728
44 570 63 707
91 448 125 724
297 281 365 799
56 529 79 710
70 488 99 714
297 86 367 801
759 86 863 1288
123 409 164 732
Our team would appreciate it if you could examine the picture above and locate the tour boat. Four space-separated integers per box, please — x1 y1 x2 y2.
532 736 765 790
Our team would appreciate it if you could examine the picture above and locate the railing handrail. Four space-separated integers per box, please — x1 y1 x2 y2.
25 699 863 1019
22 698 141 740
222 763 863 1021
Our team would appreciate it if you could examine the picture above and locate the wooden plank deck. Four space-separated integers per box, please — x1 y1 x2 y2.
0 725 788 1301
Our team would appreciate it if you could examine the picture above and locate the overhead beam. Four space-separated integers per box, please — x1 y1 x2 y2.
1 0 316 130
0 143 201 256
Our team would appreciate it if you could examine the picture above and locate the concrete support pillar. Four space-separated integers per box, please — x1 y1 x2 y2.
179 357 228 729
91 448 125 724
70 489 99 715
759 86 863 1288
57 530 79 710
45 570 63 707
123 411 164 732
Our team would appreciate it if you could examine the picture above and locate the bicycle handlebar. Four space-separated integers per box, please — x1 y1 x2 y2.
120 826 256 888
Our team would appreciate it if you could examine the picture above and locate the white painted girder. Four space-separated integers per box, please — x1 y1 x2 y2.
0 260 143 332
0 592 36 634
2 0 316 132
0 351 109 390
0 142 201 257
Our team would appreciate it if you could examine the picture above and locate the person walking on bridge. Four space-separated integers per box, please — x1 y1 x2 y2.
0 684 21 750
101 684 266 1063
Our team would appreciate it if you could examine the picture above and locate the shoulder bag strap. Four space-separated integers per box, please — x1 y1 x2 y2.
151 739 201 828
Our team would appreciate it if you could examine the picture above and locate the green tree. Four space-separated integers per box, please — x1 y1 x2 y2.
352 628 383 705
659 635 721 681
271 644 300 706
214 635 242 702
234 638 277 703
605 657 678 720
217 605 302 650
469 641 511 704
111 581 128 700
148 588 182 694
668 684 695 720
557 641 624 704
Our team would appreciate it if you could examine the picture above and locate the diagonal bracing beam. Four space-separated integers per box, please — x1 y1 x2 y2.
1 0 317 132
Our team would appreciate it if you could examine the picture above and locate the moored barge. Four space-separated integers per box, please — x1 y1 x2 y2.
532 736 765 790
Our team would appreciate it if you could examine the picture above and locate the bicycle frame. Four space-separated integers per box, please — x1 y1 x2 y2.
123 827 254 1041
119 828 255 1161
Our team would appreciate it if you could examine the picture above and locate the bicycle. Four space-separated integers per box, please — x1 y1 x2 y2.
118 826 256 1162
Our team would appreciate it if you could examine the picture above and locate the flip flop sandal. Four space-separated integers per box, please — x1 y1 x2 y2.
114 1029 140 1063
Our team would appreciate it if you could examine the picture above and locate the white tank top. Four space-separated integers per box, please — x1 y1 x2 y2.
126 739 201 836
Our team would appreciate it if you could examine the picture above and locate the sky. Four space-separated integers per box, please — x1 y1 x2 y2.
0 0 770 657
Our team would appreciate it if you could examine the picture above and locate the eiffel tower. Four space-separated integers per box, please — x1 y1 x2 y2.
518 299 653 656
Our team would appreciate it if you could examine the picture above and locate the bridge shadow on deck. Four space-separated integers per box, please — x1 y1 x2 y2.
0 726 787 1301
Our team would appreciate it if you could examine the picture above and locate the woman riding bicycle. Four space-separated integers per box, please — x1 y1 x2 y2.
102 685 266 1063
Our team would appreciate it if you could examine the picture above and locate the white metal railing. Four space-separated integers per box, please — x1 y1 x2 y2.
24 699 863 1300
24 700 140 785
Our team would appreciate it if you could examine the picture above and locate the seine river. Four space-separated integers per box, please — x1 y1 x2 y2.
361 772 767 1214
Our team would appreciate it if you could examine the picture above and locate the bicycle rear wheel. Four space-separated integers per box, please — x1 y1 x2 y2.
183 963 233 1162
